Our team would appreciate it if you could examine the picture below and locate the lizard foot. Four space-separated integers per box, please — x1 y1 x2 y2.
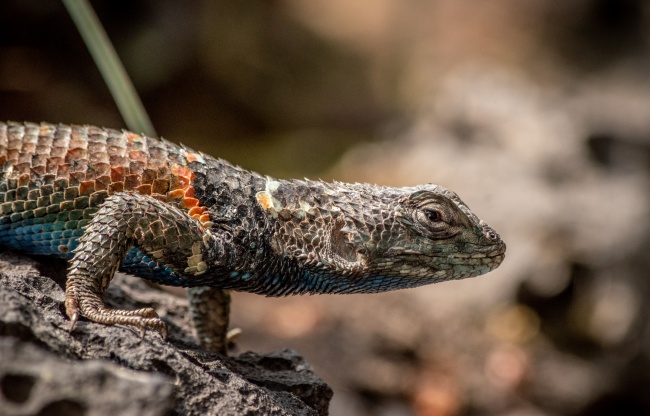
65 290 167 339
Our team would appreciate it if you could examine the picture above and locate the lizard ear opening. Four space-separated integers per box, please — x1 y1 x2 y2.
327 217 367 272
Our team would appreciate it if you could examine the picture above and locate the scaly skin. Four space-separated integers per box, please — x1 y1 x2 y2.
0 121 506 352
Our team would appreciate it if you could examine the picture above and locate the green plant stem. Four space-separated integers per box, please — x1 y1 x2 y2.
62 0 156 137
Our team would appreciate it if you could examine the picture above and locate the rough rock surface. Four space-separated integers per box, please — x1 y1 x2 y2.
0 251 332 416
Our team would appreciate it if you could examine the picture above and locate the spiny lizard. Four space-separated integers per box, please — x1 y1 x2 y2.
0 121 505 352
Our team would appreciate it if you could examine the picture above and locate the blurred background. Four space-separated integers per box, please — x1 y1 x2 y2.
2 1 650 415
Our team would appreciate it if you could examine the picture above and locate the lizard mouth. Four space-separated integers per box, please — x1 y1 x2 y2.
382 240 506 277
385 240 506 258
447 242 506 261
485 241 506 258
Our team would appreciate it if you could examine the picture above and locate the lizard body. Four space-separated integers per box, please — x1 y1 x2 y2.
0 121 505 351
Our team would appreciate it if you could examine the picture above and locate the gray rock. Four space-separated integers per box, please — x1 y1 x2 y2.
0 252 332 416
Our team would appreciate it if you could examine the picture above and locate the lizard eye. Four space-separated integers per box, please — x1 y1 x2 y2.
413 206 457 239
423 209 441 222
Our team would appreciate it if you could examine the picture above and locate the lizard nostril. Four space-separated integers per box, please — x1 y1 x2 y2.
484 227 500 242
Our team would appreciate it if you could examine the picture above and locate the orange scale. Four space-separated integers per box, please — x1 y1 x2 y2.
95 175 111 190
176 175 191 188
56 164 70 178
108 182 124 194
18 172 31 186
188 206 205 216
79 181 95 196
110 166 128 182
141 169 156 185
152 178 170 194
137 184 152 195
168 189 185 199
124 174 141 191
181 197 199 208
171 165 195 181
66 147 87 160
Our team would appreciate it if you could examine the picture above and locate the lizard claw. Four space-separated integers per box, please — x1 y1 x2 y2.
68 311 79 333
226 328 242 345
138 320 167 341
140 307 159 318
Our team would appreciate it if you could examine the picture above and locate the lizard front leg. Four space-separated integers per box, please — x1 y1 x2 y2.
65 192 222 338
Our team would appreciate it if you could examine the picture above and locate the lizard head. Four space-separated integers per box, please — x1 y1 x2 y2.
320 183 506 293
260 181 505 294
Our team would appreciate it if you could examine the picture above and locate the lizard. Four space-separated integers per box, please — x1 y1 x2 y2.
0 121 506 353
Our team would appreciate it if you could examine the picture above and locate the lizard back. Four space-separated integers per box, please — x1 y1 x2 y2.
0 121 266 287
0 122 197 254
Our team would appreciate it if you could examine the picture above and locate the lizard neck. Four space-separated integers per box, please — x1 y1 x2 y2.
190 156 276 272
